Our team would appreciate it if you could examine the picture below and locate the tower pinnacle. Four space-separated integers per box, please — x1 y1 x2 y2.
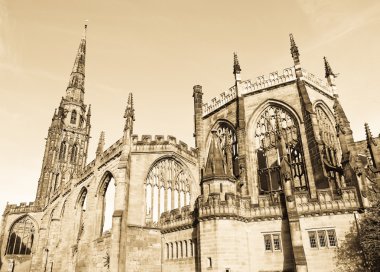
96 131 105 157
124 93 135 133
233 52 242 82
324 57 338 78
66 25 87 103
289 33 300 65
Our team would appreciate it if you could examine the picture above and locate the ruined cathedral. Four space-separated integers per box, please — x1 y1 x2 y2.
1 26 379 272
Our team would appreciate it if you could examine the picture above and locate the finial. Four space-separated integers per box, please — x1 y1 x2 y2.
124 93 135 133
324 56 338 78
365 123 376 146
233 52 241 74
289 33 300 65
96 131 105 156
83 20 88 39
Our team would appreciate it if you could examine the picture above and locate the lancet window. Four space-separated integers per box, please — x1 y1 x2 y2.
70 110 77 124
59 141 67 161
254 106 307 195
145 158 192 224
316 106 343 190
98 173 116 235
76 188 87 242
70 144 78 163
6 216 35 255
214 122 238 176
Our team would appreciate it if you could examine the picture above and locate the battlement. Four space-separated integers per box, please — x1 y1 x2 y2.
201 67 334 117
160 206 194 232
4 202 41 215
198 193 282 221
202 85 237 116
131 135 197 158
241 67 296 95
301 68 334 97
295 187 359 216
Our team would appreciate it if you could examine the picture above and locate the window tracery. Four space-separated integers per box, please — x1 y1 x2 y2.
145 158 192 224
254 106 307 195
214 122 238 176
6 216 35 255
316 106 343 190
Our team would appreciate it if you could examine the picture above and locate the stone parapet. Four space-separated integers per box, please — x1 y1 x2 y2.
4 202 41 215
301 68 334 97
202 86 237 116
241 67 296 95
198 194 282 221
160 206 194 233
131 135 197 158
201 67 335 117
295 187 359 216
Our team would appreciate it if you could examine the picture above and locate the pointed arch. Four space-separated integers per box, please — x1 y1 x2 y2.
248 101 308 198
6 215 37 255
205 119 239 177
75 187 88 210
96 171 116 236
314 102 343 190
70 143 78 163
144 156 194 224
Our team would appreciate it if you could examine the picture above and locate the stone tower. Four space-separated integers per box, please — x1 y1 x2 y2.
35 25 91 207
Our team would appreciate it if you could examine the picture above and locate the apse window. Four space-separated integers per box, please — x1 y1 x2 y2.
308 229 337 249
263 233 282 252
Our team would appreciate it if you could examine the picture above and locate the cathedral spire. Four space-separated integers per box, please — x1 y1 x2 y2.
233 52 241 82
66 24 87 103
123 93 135 134
289 33 300 66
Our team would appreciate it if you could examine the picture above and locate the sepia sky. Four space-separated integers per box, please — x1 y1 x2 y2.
0 0 380 214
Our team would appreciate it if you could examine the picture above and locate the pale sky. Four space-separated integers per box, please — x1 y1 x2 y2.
1 0 379 215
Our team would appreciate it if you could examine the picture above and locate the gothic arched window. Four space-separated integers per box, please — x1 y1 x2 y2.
255 106 307 195
316 106 343 190
76 188 87 242
6 216 35 255
59 141 67 161
70 144 78 163
145 158 192 224
70 110 77 124
213 122 239 176
98 173 116 235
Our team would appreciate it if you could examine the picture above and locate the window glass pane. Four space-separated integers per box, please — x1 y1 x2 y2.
327 230 337 247
273 234 281 251
264 234 272 251
308 231 317 248
318 230 327 247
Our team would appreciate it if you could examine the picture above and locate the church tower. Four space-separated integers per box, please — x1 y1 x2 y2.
35 25 91 207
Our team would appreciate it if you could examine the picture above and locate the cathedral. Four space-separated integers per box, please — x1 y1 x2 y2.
0 25 379 272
